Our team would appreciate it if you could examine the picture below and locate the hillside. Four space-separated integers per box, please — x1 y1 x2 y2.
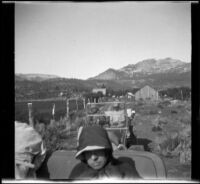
15 58 191 100
120 58 190 76
15 77 135 100
91 58 190 80
15 73 60 81
90 58 191 88
89 68 130 80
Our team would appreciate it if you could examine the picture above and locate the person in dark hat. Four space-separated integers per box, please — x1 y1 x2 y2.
126 110 137 148
69 126 141 180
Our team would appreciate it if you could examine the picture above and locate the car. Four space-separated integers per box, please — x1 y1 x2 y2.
37 101 167 179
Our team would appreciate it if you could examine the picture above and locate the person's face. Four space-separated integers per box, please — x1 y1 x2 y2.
84 149 108 170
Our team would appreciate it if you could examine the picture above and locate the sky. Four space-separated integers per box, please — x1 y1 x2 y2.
15 1 191 80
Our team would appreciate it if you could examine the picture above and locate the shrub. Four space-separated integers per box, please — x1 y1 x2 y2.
159 100 171 106
171 110 178 114
44 121 67 151
153 128 191 163
35 119 73 152
159 119 168 125
137 100 144 106
71 116 86 131
179 116 191 125
152 126 162 132
34 109 89 152
149 110 158 115
157 104 164 109
177 105 184 109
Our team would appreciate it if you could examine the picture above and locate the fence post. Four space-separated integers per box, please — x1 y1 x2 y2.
181 90 183 100
28 103 34 127
66 99 69 119
76 98 78 111
83 98 86 109
52 103 55 120
66 99 71 135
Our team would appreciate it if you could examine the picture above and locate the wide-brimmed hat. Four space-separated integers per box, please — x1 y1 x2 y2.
75 126 112 160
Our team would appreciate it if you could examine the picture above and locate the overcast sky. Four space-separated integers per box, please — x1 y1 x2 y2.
15 1 191 80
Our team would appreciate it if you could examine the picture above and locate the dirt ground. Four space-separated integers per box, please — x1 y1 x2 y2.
129 100 191 180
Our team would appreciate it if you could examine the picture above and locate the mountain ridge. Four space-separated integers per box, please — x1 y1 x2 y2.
15 73 60 81
15 58 191 99
91 58 190 80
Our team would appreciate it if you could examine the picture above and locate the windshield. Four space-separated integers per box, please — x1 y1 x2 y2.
86 102 127 128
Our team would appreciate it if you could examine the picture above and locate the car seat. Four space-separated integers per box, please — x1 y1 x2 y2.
46 149 167 179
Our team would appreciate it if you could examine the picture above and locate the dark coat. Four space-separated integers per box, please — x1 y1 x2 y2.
69 155 141 180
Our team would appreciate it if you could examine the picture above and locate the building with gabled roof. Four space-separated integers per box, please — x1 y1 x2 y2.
135 85 159 101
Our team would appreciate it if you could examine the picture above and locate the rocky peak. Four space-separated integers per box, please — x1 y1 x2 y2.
120 58 190 75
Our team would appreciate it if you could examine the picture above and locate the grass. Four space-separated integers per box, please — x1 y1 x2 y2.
126 99 191 179
161 156 191 179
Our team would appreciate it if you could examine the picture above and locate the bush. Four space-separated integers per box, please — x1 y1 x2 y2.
137 100 144 106
34 109 88 152
35 119 73 152
71 116 86 131
159 119 168 125
153 128 191 163
171 110 178 114
152 126 162 132
44 121 67 151
159 100 171 106
157 104 164 109
179 116 191 125
149 110 158 115
177 105 184 109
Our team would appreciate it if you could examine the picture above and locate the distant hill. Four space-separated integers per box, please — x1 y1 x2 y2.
15 58 191 100
15 77 133 100
15 73 60 81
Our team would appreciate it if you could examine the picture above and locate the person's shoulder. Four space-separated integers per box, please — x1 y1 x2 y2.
111 157 134 169
68 161 87 179
114 157 142 178
117 157 135 168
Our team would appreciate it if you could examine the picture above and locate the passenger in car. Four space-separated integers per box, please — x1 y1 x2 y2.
15 121 46 179
69 125 141 180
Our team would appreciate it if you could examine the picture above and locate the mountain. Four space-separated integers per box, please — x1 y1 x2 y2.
90 68 130 80
91 58 190 80
15 58 191 100
15 73 60 81
90 58 191 88
120 58 190 76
